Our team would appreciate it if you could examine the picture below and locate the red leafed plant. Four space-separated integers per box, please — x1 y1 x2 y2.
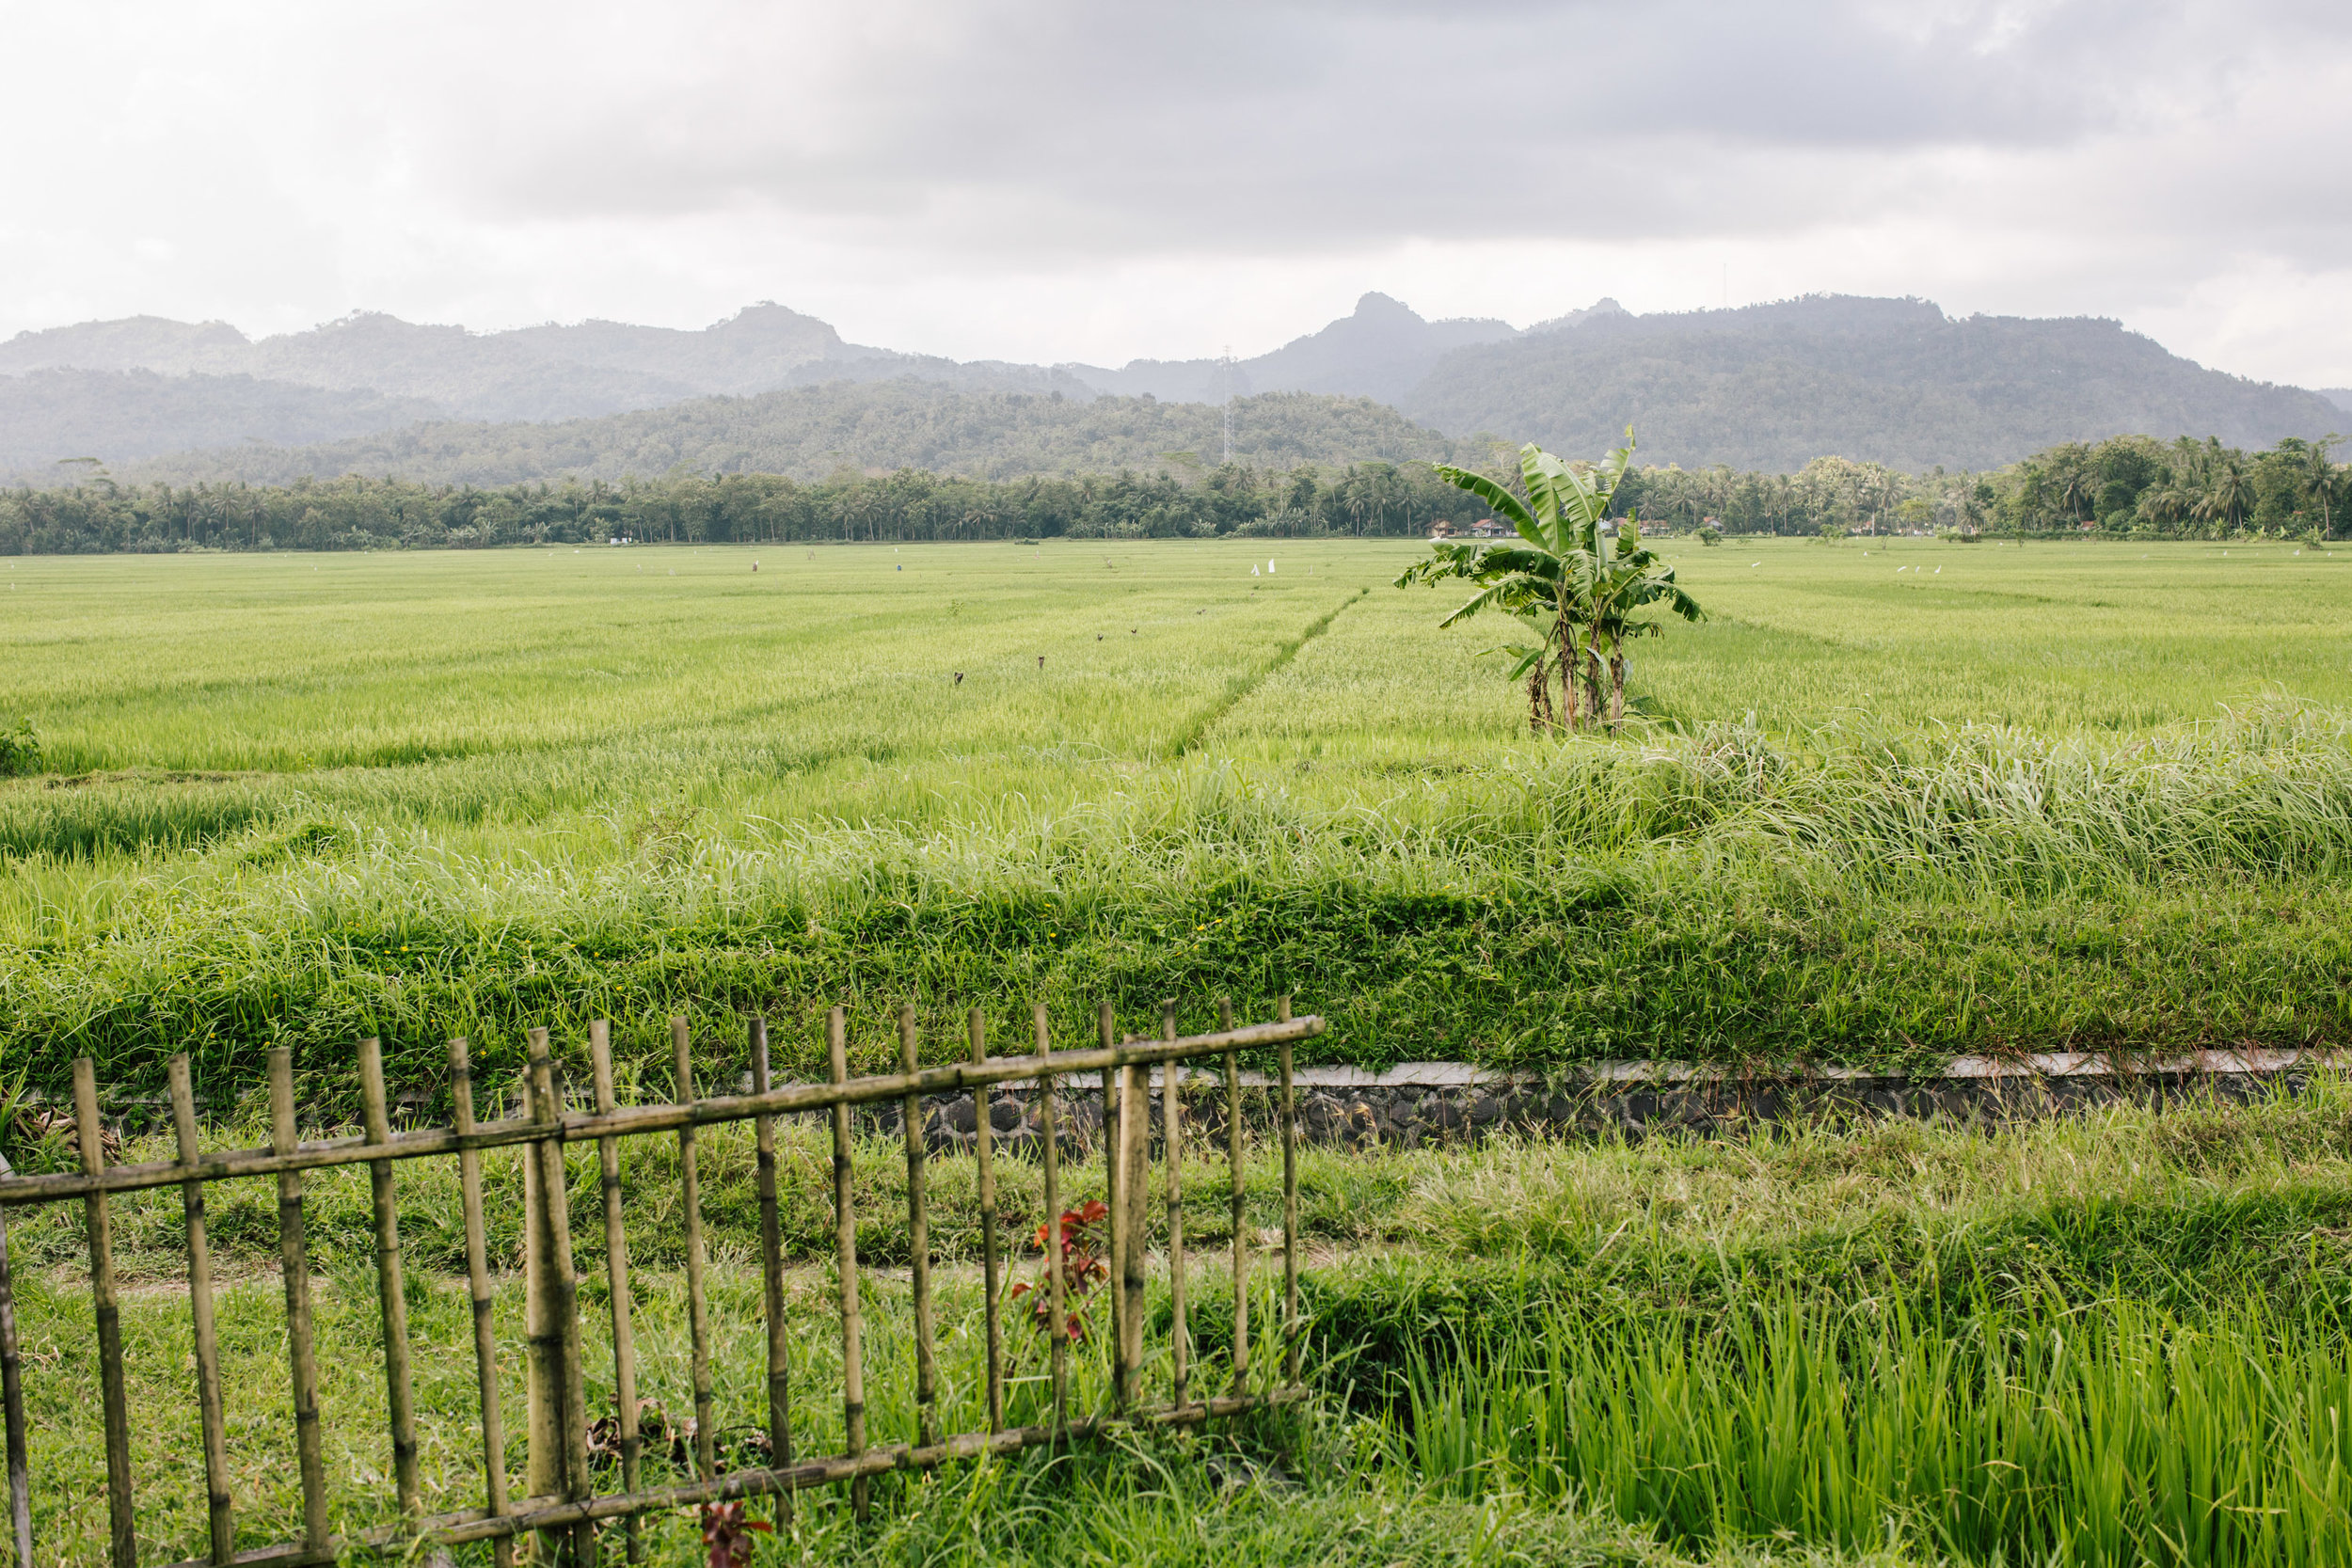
1008 1199 1110 1338
699 1499 771 1567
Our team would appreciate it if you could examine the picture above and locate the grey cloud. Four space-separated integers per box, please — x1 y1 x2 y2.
437 0 2329 255
2 0 2348 384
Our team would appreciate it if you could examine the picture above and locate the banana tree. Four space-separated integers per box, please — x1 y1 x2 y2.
1395 434 1702 732
1583 514 1704 725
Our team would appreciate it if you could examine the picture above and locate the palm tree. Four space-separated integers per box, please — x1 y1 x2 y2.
2300 436 2343 540
2136 484 2192 532
2198 456 2254 534
2054 465 2095 528
1395 434 1702 732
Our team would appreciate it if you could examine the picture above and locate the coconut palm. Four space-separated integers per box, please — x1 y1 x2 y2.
2298 435 2343 540
2198 455 2255 533
1395 433 1702 732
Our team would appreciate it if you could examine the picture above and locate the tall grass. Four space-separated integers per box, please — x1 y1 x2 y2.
8 703 2352 1097
1398 1291 2352 1566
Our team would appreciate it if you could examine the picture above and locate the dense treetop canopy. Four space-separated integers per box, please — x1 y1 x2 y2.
4 430 2339 556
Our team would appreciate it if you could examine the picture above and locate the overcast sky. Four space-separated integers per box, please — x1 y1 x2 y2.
3 0 2347 385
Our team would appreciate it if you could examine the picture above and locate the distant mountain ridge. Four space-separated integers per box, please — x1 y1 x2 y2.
2 292 2342 483
1401 295 2343 471
119 382 1462 488
1065 291 1518 404
0 370 442 472
0 303 851 417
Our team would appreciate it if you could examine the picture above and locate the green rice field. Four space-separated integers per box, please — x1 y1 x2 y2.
6 534 2352 1098
11 532 2352 1565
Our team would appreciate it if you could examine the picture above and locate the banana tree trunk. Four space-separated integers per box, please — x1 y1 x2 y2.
1579 640 1607 733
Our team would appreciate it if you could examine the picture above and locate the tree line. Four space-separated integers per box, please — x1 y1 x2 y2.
4 434 2342 555
1620 434 2344 540
0 461 1497 554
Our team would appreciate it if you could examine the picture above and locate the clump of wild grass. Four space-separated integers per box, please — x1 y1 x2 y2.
1396 1289 2352 1567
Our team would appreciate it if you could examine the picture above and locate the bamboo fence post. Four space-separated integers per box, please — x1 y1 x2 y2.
449 1038 515 1568
358 1037 422 1523
899 1006 939 1449
527 1033 596 1566
970 1008 1004 1434
1033 1004 1067 1437
1278 996 1301 1386
0 1191 27 1568
1097 1002 1122 1407
671 1019 717 1482
523 1069 560 1520
826 1009 868 1522
73 1060 135 1568
589 1023 644 1564
1118 1053 1147 1407
749 1017 793 1525
1160 1003 1187 1409
1218 997 1248 1397
168 1055 234 1564
269 1047 331 1559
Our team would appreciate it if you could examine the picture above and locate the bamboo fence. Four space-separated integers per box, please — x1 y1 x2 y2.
0 1002 1322 1567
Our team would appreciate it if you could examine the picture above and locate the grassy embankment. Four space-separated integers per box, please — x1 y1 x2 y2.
9 1078 2352 1562
5 538 2352 1106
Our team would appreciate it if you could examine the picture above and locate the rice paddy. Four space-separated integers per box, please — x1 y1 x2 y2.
9 533 2352 1563
5 535 2352 1098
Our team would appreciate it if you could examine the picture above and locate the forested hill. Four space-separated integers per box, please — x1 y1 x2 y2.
117 380 1466 486
0 370 446 472
0 304 1098 460
8 293 2344 483
1402 296 2343 471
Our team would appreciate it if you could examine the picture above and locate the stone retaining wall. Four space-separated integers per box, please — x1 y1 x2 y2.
858 1050 2346 1156
24 1051 2336 1166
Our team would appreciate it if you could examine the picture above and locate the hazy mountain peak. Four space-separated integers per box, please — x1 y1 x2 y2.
0 314 251 376
1349 291 1421 323
1528 297 1629 334
1068 291 1519 405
